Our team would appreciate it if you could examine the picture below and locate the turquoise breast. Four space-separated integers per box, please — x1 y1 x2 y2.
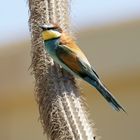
44 38 59 55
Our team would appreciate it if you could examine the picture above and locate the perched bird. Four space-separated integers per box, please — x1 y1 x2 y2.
40 24 126 112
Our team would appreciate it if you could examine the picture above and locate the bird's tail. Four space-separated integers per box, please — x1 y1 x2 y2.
85 77 126 112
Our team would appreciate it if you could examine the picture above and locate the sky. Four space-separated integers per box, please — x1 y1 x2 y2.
0 0 140 45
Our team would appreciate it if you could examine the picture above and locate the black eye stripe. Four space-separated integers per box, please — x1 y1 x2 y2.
47 27 62 33
47 27 53 30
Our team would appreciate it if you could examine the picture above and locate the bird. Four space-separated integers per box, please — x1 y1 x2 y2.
40 23 126 112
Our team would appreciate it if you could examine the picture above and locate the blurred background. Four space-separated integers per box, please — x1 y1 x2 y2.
0 0 140 140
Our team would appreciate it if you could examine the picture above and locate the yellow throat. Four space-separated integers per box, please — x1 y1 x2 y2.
42 30 61 41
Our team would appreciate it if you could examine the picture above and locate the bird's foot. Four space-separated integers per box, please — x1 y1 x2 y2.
58 75 73 82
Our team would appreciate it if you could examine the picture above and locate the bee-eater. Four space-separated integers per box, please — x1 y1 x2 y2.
40 24 126 112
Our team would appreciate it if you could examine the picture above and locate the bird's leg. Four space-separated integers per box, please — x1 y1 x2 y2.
61 68 74 82
54 63 74 81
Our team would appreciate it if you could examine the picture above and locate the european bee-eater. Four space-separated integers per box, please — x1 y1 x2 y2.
40 24 125 112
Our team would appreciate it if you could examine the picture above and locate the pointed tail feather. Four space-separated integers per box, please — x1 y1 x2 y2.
84 77 126 112
96 81 126 112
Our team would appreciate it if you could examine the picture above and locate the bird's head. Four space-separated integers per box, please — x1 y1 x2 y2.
40 24 62 41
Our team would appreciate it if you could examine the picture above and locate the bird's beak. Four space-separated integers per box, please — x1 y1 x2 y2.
39 24 47 30
39 24 54 30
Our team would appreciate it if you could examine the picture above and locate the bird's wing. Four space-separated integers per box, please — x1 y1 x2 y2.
56 45 99 80
78 57 99 79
